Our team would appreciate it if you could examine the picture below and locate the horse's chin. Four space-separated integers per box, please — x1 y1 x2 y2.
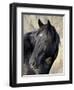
30 66 40 74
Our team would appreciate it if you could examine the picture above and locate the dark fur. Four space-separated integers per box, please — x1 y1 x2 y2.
23 19 60 75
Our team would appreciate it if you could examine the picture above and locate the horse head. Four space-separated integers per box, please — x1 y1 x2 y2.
28 19 60 74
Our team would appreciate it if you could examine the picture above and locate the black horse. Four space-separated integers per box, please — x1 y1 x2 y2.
23 19 60 75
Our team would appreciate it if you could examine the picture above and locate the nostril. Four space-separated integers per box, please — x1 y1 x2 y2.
32 61 36 66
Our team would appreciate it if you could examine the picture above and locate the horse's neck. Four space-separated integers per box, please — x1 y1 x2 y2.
29 31 37 46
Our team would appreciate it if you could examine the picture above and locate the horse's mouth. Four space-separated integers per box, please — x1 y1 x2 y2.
30 64 40 74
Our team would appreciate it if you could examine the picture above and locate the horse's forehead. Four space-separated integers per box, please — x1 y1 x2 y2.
38 29 47 36
39 33 43 37
38 32 47 41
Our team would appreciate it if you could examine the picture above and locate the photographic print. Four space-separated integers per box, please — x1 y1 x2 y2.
22 14 63 75
10 3 72 87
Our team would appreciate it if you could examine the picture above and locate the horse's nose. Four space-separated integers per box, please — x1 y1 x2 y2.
32 61 36 66
30 61 38 69
31 61 36 68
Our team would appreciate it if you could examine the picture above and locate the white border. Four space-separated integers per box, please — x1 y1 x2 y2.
17 7 70 83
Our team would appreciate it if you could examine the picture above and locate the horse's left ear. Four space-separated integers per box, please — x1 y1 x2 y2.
38 19 44 27
48 20 51 27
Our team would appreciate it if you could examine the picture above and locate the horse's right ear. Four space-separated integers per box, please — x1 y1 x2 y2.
48 20 51 26
38 19 44 27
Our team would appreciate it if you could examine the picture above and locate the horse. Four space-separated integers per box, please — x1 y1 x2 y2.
23 19 60 75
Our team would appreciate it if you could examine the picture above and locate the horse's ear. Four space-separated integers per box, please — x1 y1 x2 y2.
48 20 51 27
38 19 44 27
